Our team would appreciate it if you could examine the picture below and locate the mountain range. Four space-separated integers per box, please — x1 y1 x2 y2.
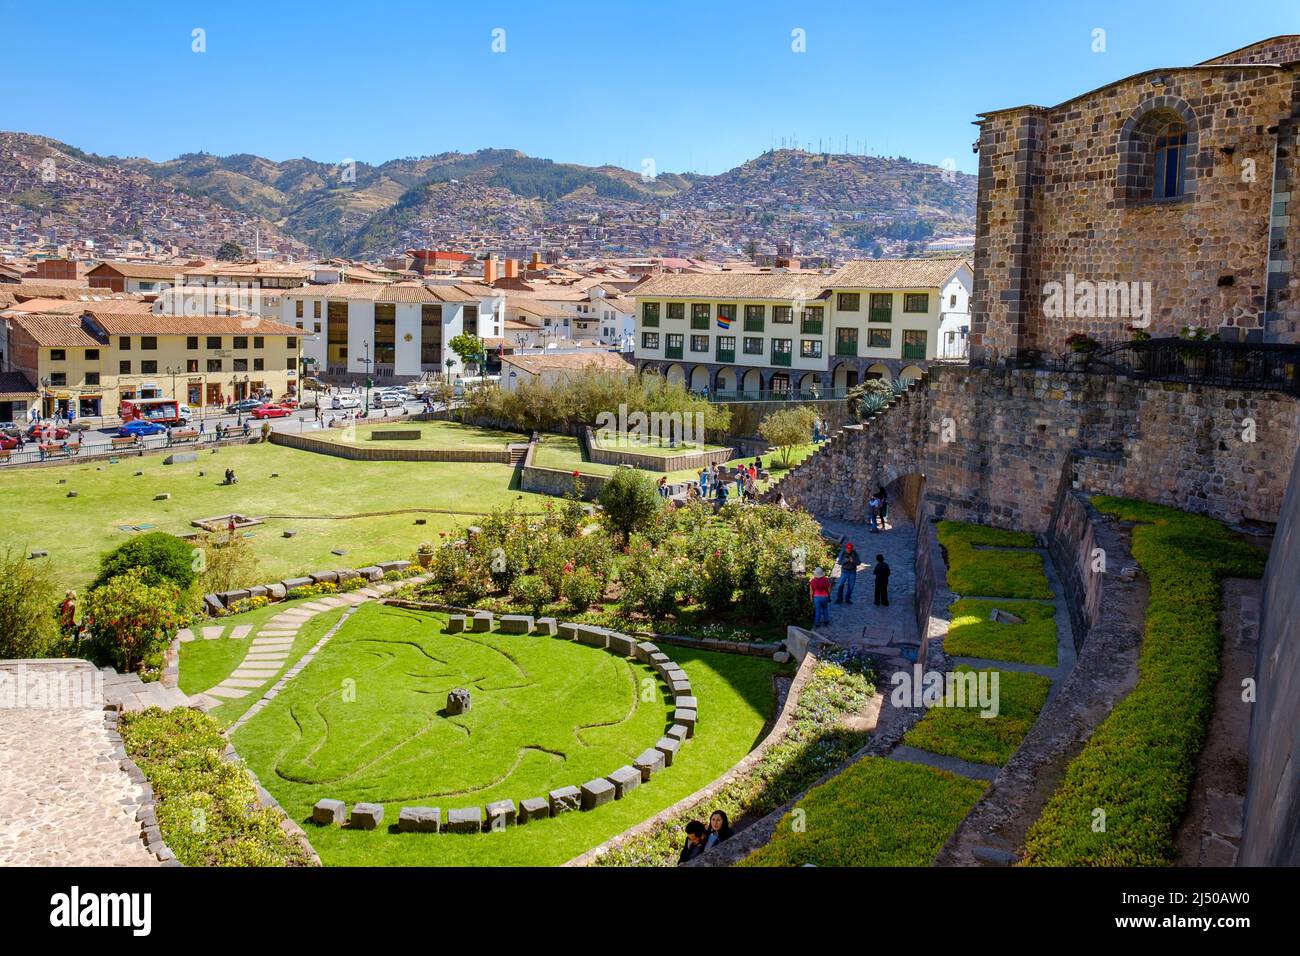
0 131 976 261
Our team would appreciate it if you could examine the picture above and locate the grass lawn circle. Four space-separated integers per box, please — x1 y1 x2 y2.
230 602 781 865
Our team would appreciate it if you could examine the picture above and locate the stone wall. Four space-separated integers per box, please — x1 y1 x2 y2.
518 438 607 501
583 426 734 473
972 48 1299 363
269 430 518 463
1240 440 1300 865
717 397 852 440
1046 482 1109 653
773 366 1299 532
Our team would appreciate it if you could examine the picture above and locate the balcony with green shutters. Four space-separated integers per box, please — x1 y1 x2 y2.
770 347 792 367
801 317 824 335
744 316 764 333
716 345 735 363
691 312 711 330
902 339 928 360
665 341 684 360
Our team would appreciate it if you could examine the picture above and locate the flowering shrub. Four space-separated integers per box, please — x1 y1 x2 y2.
562 566 603 612
510 574 552 616
285 581 338 600
225 595 271 615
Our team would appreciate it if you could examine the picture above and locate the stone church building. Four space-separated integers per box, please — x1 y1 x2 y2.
972 35 1300 366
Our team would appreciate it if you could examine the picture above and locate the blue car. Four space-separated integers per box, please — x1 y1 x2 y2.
118 419 167 438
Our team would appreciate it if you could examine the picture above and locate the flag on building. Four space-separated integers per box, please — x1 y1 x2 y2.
716 310 732 330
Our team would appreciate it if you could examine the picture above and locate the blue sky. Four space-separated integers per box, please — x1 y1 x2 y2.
3 0 1297 175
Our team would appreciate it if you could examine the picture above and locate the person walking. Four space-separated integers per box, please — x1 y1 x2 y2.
868 493 881 532
876 486 890 531
699 467 709 499
873 553 891 607
810 567 832 626
835 541 860 604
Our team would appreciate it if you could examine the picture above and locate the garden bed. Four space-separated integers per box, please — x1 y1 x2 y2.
936 521 1054 599
901 667 1053 766
942 599 1059 666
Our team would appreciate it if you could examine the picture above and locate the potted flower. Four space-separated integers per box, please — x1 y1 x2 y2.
1065 333 1100 368
1178 326 1213 377
415 541 436 568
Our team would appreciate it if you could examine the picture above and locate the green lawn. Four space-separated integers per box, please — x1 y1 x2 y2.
310 420 528 450
741 757 987 867
0 441 549 590
936 521 1054 599
901 667 1053 766
592 432 728 457
178 599 349 726
233 602 780 866
943 599 1059 667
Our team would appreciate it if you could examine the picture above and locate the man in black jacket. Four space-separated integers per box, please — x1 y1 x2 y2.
873 554 891 607
679 820 708 864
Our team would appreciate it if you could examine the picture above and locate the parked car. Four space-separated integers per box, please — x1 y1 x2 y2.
227 398 264 414
0 434 20 450
302 376 329 391
250 403 293 419
0 421 20 437
331 395 362 410
118 420 167 438
375 392 404 408
276 398 300 409
26 423 70 441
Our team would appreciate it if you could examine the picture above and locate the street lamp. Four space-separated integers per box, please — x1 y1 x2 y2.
362 340 372 416
165 365 180 405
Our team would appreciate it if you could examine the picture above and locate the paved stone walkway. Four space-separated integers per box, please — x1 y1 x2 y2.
808 512 918 650
192 577 430 709
0 705 158 866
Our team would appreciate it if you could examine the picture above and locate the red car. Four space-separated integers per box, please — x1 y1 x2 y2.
276 398 300 409
0 434 19 450
26 424 69 440
250 403 293 420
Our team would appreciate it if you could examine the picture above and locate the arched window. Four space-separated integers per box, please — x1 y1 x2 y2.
1117 101 1198 204
1152 118 1188 199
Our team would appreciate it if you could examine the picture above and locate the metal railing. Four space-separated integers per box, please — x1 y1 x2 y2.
1041 338 1300 394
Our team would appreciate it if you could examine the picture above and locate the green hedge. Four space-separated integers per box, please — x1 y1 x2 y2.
1021 497 1266 866
901 667 1053 766
944 599 1058 666
741 757 986 866
119 708 313 867
936 521 1054 599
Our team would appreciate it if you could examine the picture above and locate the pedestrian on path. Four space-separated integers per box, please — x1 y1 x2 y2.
810 567 832 626
873 553 891 607
835 541 860 604
678 820 708 864
875 486 890 531
868 494 882 532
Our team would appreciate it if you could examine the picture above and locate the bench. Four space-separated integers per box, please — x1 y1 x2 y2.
0 450 9 464
170 429 200 443
40 442 79 458
110 436 139 450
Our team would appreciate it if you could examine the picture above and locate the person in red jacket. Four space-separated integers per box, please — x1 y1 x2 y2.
809 567 832 626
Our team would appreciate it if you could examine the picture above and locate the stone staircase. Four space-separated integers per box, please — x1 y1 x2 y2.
100 667 191 712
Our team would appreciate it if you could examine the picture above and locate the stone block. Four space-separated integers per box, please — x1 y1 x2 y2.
773 650 791 663
548 785 582 815
518 797 550 825
282 530 297 538
634 641 659 663
312 798 346 825
163 451 197 465
534 617 558 636
666 724 687 742
446 688 471 715
397 806 440 833
335 569 360 585
675 695 698 712
674 711 696 738
471 611 493 632
153 493 171 501
376 560 411 574
485 799 517 830
221 589 250 606
671 679 692 696
266 582 286 600
634 748 665 781
499 614 534 634
247 585 268 600
606 765 642 799
654 736 681 767
575 625 609 649
282 576 313 590
358 565 383 581
349 802 384 830
580 777 615 811
446 807 483 834
665 667 687 685
649 652 671 673
203 594 223 615
989 608 1025 625
331 548 348 557
557 622 581 640
607 633 637 657
310 570 338 584
446 614 467 634
28 549 48 558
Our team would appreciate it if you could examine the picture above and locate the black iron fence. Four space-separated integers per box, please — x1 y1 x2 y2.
1044 338 1300 395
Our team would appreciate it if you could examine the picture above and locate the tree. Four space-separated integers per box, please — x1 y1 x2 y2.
448 333 485 376
85 568 185 672
198 529 260 595
759 405 820 465
215 241 246 261
0 549 62 659
598 466 662 543
94 531 198 591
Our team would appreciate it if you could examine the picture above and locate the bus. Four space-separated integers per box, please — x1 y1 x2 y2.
119 397 188 426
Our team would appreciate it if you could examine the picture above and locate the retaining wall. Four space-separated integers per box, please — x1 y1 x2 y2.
583 426 734 473
269 429 519 463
